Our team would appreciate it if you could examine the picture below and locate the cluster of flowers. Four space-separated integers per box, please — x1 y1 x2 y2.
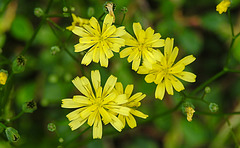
61 12 196 139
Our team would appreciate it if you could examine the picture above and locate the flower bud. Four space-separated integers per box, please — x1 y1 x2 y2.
59 137 64 143
34 8 44 17
22 100 37 113
50 46 60 55
12 55 27 73
204 86 211 94
121 7 128 13
47 123 56 132
87 7 95 17
0 69 8 85
63 7 68 12
209 103 219 113
5 127 20 142
71 7 75 12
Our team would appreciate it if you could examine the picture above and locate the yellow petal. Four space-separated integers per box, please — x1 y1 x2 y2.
115 82 123 94
164 37 174 60
174 71 196 82
69 117 87 131
147 33 161 44
126 114 137 128
108 38 125 46
133 22 143 41
137 65 150 74
109 113 124 132
122 32 138 46
74 43 95 52
165 78 174 95
118 115 126 128
154 71 164 84
80 105 97 119
102 75 117 97
145 27 154 39
128 92 142 102
81 49 94 66
83 24 99 36
125 84 134 99
142 49 155 64
120 47 133 58
102 14 113 33
130 109 148 119
99 48 108 67
103 92 117 104
73 95 91 105
169 64 185 73
87 110 98 126
110 26 126 37
61 99 83 108
155 83 165 100
127 48 139 62
91 70 101 92
169 75 185 92
99 107 112 124
66 108 85 121
168 46 179 66
93 114 102 139
89 17 100 32
175 55 196 66
92 45 100 63
102 25 116 38
134 93 146 103
145 74 155 83
102 41 114 58
80 37 97 44
151 39 165 48
72 26 89 37
115 94 128 104
132 56 141 71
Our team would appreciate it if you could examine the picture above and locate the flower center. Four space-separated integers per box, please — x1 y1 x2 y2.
95 97 103 107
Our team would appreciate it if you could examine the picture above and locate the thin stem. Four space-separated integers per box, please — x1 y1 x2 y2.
98 12 105 21
0 122 7 129
47 18 66 32
64 126 91 146
228 9 234 37
121 13 126 25
9 111 24 122
226 118 240 147
196 111 240 116
191 70 226 95
45 14 69 18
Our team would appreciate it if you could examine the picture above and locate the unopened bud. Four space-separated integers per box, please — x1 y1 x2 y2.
12 55 27 73
50 46 60 55
47 123 56 132
63 7 68 12
0 69 8 85
22 100 37 113
121 7 128 13
87 7 95 17
34 8 44 17
71 7 75 12
209 103 219 113
205 86 211 93
59 137 64 143
5 127 20 142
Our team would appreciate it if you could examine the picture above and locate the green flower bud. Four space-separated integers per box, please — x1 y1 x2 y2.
12 55 27 73
34 8 44 17
87 7 95 17
71 7 75 12
205 86 211 93
5 127 20 142
63 7 68 12
59 137 64 143
47 123 56 132
209 103 219 113
22 100 37 113
50 46 60 55
121 7 128 13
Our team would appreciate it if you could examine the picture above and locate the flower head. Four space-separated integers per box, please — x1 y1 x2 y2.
61 70 131 139
0 70 8 85
216 0 231 14
185 107 195 122
66 13 89 31
138 38 196 100
120 22 165 71
72 14 126 67
113 82 148 128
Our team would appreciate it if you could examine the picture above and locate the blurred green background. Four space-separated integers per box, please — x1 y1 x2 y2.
0 0 240 147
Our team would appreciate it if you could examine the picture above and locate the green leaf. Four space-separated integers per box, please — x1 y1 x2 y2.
10 15 34 41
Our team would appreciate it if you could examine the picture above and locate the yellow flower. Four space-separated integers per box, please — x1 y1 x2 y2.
61 70 130 139
185 107 195 122
120 22 165 71
216 0 231 14
72 14 126 67
66 13 89 31
113 82 148 128
0 70 8 85
138 37 196 100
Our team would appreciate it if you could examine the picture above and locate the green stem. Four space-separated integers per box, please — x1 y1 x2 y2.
9 110 24 122
191 70 226 95
98 12 105 21
0 122 7 129
197 111 240 116
45 14 69 18
64 126 91 146
0 0 12 14
226 118 240 147
120 13 126 25
228 9 234 37
47 18 66 32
